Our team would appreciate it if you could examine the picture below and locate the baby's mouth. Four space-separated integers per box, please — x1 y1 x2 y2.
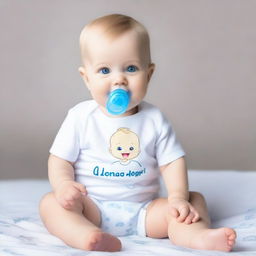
122 153 130 158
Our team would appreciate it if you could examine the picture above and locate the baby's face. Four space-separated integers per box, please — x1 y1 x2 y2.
79 29 154 116
110 132 140 161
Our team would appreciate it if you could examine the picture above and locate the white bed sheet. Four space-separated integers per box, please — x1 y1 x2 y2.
0 170 256 256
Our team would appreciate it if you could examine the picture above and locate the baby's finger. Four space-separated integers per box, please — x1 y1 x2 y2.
64 192 76 201
60 199 72 209
188 205 200 223
74 183 87 195
64 198 79 210
192 211 200 222
72 190 82 200
169 207 179 218
178 206 189 222
67 185 83 200
184 211 195 224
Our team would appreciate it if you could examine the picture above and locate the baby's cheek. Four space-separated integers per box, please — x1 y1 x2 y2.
116 151 123 158
130 150 138 158
93 87 109 102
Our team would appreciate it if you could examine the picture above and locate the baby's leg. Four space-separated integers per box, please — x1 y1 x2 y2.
145 192 236 252
39 192 121 252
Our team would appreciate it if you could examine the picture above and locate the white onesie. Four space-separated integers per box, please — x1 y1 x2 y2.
50 100 185 236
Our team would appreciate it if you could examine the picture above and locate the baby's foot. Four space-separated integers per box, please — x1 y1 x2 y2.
85 231 122 252
190 227 236 252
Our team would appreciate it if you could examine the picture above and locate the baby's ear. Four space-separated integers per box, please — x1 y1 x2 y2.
78 66 90 90
78 66 87 79
78 66 85 76
147 63 155 82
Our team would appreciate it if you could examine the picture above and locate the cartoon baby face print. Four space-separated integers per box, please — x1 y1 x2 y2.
109 128 140 162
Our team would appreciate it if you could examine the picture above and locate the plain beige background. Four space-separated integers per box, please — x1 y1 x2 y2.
0 0 255 179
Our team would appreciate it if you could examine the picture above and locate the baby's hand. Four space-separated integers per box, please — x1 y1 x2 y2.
55 180 87 210
168 198 200 224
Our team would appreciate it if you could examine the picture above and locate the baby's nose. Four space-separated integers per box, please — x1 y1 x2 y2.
113 72 128 86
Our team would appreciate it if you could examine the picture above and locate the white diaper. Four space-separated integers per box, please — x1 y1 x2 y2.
90 198 151 237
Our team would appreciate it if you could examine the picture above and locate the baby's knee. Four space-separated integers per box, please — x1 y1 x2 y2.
189 191 205 202
39 192 56 213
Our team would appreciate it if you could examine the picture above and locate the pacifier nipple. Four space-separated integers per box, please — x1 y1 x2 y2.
106 88 130 115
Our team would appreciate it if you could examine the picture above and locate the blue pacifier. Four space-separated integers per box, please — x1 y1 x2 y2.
106 88 131 115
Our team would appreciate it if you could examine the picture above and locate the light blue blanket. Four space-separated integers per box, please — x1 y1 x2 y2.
0 170 256 256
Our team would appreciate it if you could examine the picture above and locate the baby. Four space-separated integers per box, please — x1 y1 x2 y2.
39 14 236 252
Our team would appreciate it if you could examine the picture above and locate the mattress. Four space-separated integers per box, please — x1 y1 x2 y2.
0 170 256 256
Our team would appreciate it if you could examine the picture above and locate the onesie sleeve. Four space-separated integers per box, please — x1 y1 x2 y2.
155 112 185 167
49 108 80 162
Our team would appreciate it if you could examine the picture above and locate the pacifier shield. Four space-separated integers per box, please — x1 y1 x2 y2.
106 89 130 115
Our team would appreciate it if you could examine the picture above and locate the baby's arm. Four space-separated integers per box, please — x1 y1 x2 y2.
160 157 200 224
48 154 87 209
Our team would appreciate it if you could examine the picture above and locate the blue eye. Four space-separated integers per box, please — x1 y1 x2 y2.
117 147 122 151
99 67 110 74
129 147 134 151
126 65 137 72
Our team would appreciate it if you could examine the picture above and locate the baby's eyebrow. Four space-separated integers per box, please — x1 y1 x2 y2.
124 60 141 65
94 62 110 68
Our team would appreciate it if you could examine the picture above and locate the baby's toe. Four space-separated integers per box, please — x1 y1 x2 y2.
225 228 236 246
228 240 235 246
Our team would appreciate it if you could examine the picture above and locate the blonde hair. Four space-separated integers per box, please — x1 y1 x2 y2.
110 128 139 144
116 128 131 134
79 14 151 63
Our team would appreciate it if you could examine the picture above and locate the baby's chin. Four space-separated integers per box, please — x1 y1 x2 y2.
98 101 139 117
116 156 131 162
